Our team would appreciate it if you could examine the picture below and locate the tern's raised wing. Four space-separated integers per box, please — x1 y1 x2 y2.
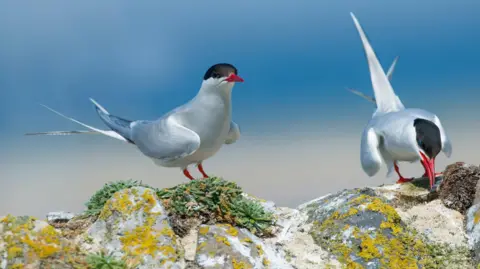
350 13 405 116
224 121 240 145
130 116 201 164
347 56 400 105
360 127 383 177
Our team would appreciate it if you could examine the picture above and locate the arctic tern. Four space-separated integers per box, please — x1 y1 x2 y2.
350 13 452 190
26 63 244 181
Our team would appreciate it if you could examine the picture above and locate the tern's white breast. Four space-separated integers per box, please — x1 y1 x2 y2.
178 93 231 163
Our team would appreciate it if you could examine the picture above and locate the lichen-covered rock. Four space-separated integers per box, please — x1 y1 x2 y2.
439 162 480 213
0 215 88 269
466 203 480 264
81 187 185 268
301 188 473 269
372 177 438 206
396 200 467 248
194 223 292 269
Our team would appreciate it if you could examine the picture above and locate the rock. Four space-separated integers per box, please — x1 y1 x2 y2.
194 224 292 269
0 215 88 268
396 200 467 248
297 188 473 269
46 211 76 224
439 162 480 213
372 177 439 206
2 167 479 269
81 187 185 269
466 203 480 264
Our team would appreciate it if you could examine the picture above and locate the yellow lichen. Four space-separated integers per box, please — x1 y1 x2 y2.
312 194 437 268
474 209 480 225
120 226 160 256
199 226 210 235
262 257 270 267
214 235 231 246
232 258 252 269
357 234 381 260
197 242 207 251
241 237 253 244
226 225 239 237
256 244 264 256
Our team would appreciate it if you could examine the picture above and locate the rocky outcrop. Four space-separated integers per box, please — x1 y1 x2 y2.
1 163 480 269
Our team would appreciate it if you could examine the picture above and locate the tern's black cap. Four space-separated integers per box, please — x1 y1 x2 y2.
203 63 238 80
414 118 442 159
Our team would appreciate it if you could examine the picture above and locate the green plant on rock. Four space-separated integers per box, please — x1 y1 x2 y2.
84 179 151 216
86 251 127 269
156 177 274 236
231 198 274 236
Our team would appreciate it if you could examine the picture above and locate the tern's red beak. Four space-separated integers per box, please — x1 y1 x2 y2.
420 152 436 190
225 73 244 83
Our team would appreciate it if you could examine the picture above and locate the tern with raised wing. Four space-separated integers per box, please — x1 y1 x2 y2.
350 13 452 190
27 63 244 180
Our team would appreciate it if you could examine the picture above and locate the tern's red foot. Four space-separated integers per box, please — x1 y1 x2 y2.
197 163 209 179
183 169 195 180
422 172 443 177
393 162 413 184
396 177 414 184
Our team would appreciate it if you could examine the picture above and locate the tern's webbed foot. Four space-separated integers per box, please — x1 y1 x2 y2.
396 177 414 184
421 172 443 178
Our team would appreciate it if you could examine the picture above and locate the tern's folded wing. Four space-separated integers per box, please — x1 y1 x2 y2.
130 117 201 163
224 121 240 145
361 128 383 177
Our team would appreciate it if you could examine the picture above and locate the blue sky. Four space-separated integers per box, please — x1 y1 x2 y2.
1 1 480 216
1 1 479 138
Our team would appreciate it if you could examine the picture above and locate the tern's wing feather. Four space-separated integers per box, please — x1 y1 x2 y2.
347 88 376 104
25 130 99 136
361 127 383 177
39 104 129 142
350 13 405 115
347 56 399 105
386 56 399 80
225 121 240 145
131 116 201 163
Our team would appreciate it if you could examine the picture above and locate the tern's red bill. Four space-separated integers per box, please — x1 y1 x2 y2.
420 152 436 190
225 73 244 83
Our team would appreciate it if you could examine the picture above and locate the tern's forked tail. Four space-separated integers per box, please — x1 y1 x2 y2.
29 103 132 143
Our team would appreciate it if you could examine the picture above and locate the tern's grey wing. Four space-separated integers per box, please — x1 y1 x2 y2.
224 121 240 145
130 116 201 163
361 127 383 177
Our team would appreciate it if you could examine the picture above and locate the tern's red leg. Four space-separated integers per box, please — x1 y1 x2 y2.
394 162 414 184
183 168 195 180
197 163 209 179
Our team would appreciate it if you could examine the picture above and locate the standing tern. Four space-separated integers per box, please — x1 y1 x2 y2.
350 13 452 190
27 63 244 181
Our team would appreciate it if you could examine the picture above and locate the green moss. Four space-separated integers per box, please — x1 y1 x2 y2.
86 251 127 269
156 177 274 236
84 179 152 217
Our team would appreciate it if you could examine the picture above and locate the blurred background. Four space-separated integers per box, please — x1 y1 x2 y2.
1 1 480 218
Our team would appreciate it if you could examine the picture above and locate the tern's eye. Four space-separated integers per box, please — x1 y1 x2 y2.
211 72 221 79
